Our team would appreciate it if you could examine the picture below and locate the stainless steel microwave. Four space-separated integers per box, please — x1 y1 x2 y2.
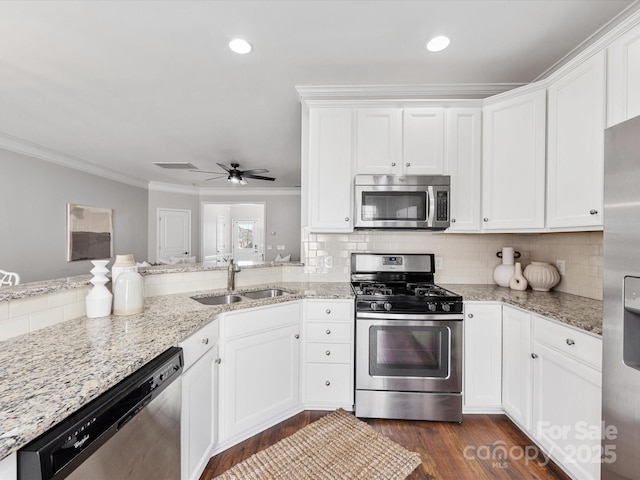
354 175 450 230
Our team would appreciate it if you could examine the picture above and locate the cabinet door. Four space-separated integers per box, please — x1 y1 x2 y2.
502 306 532 431
547 51 606 229
463 303 502 410
308 108 353 232
220 323 300 442
482 87 546 230
403 108 444 175
607 22 640 127
445 108 482 231
532 341 602 480
355 108 402 174
181 346 217 480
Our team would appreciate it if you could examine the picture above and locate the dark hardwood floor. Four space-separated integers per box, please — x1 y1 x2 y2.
201 411 572 480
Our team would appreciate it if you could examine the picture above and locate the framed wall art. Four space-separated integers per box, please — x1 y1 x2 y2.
67 204 113 261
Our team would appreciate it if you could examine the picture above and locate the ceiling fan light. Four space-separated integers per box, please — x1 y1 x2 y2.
426 35 450 52
228 175 241 184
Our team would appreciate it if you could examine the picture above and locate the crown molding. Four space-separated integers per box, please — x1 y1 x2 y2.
0 132 149 189
535 2 640 82
198 186 301 197
148 182 301 196
295 84 526 103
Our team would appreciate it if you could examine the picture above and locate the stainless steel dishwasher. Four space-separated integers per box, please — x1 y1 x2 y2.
18 346 183 480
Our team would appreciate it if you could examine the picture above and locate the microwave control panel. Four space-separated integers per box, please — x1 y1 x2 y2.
436 191 449 221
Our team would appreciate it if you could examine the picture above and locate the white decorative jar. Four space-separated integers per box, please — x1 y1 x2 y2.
493 247 515 287
509 262 528 291
113 266 144 316
111 253 136 285
523 262 561 292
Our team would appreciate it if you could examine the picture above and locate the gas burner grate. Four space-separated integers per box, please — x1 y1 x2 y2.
359 283 394 296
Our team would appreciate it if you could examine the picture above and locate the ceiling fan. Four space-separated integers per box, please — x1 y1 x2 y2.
190 162 276 185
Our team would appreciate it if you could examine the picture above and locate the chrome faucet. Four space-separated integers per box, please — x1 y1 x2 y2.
227 259 241 291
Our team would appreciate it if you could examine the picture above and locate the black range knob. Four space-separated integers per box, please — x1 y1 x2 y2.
428 303 437 312
383 302 392 311
441 303 451 312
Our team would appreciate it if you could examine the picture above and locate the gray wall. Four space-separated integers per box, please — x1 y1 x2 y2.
0 149 148 282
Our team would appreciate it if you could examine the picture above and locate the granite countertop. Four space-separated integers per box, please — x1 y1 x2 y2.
0 282 352 461
443 284 603 336
0 261 304 302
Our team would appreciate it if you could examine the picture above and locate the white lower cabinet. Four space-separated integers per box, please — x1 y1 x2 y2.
302 299 354 410
217 302 301 449
181 345 218 480
179 320 219 480
501 305 533 432
463 303 502 411
531 316 602 480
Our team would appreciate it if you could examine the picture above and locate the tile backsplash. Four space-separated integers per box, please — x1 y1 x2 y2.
301 229 603 300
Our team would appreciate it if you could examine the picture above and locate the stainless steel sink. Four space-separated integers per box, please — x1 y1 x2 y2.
192 294 245 305
241 289 289 299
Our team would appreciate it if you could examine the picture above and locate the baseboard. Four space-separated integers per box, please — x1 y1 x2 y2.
462 405 504 414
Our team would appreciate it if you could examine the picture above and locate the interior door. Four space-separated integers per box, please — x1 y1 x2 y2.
232 219 261 262
157 209 191 262
216 215 227 257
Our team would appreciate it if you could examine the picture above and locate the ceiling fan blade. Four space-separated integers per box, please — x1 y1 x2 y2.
203 175 227 181
243 174 276 181
241 169 269 175
216 163 232 172
189 169 227 175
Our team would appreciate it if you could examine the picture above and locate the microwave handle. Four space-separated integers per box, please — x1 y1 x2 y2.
427 186 435 226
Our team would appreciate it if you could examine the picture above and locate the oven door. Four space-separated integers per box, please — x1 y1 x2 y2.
356 315 462 392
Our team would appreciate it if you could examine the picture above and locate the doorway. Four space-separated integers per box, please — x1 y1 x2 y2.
157 208 191 262
202 203 265 264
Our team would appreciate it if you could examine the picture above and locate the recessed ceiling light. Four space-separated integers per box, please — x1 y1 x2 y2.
426 36 450 52
229 38 252 54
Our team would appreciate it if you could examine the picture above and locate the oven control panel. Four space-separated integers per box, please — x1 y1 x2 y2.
382 256 403 266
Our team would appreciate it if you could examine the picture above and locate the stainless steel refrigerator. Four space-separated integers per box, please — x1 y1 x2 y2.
603 114 640 480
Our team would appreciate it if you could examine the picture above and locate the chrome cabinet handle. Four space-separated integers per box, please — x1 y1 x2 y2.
326 329 331 335
391 162 396 167
325 381 331 386
483 217 489 222
201 338 209 345
325 350 331 356
326 309 331 314
590 209 598 215
531 353 539 359
405 162 411 167
345 217 349 222
566 338 575 346
451 218 456 223
215 358 221 364
468 313 473 318
294 334 300 339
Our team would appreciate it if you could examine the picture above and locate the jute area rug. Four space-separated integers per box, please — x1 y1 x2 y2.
214 409 421 480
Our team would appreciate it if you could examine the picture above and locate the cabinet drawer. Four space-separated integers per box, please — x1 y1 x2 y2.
305 300 353 321
306 322 352 342
223 301 300 338
179 319 219 371
533 316 602 370
306 343 351 363
305 363 353 403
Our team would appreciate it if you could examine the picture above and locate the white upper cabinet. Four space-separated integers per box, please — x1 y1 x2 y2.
307 108 354 232
355 108 402 174
356 108 445 175
402 108 445 175
482 87 547 231
607 21 640 127
444 108 482 232
547 51 606 230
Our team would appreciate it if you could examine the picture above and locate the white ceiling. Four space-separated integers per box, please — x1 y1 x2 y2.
0 0 635 188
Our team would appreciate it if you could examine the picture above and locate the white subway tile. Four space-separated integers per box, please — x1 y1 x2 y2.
64 301 86 321
47 290 78 308
0 302 8 320
0 316 30 341
30 307 65 332
9 297 48 317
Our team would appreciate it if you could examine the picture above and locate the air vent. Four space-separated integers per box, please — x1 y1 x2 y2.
153 162 198 170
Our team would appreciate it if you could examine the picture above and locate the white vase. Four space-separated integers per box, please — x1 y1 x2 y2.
493 247 515 287
523 262 561 292
85 260 113 318
509 262 528 291
111 253 136 286
113 266 144 316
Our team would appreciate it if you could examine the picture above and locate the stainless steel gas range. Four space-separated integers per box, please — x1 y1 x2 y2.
352 253 463 422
